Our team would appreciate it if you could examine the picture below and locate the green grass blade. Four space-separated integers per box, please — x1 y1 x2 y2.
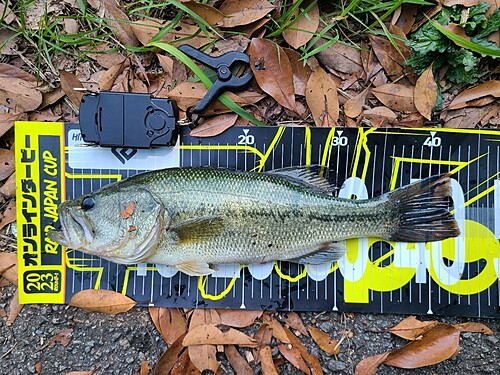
149 42 266 126
430 18 500 57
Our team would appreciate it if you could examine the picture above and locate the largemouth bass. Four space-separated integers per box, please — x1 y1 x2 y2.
48 167 459 276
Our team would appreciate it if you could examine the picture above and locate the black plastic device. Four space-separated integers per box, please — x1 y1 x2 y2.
79 91 179 148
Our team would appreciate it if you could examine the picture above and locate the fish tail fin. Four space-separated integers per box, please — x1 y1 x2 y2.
385 174 460 242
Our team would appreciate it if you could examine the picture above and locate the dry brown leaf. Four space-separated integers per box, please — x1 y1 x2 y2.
35 362 42 374
283 48 312 96
442 102 500 128
171 349 201 375
225 345 253 375
264 315 291 344
167 82 264 112
249 38 297 112
0 3 16 25
69 289 136 314
210 35 251 56
39 328 74 350
99 61 127 91
188 344 219 373
283 312 309 337
454 322 494 335
189 308 221 328
102 0 140 47
156 54 174 74
355 352 390 375
137 361 151 375
306 68 339 126
260 346 279 375
59 70 84 107
183 323 257 346
29 109 62 123
0 113 25 138
0 78 42 112
131 19 210 49
40 87 66 109
362 106 398 126
64 371 96 375
186 309 222 372
7 289 23 326
219 0 275 28
385 323 460 368
278 344 310 374
316 42 362 75
0 148 15 181
253 323 273 363
399 112 426 127
87 43 127 69
389 316 438 340
0 63 36 81
444 23 470 44
283 0 319 49
448 80 500 110
441 0 481 5
283 326 322 375
154 333 187 375
371 83 416 112
183 1 225 25
0 199 16 231
308 326 339 355
0 251 17 285
344 87 369 118
414 65 438 120
392 3 418 34
149 307 187 345
217 309 263 328
369 35 410 80
189 113 238 138
64 18 79 34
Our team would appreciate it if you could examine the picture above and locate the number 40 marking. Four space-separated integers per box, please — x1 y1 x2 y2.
423 131 441 147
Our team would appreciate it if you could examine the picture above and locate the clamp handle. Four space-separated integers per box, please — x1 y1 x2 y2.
178 45 253 116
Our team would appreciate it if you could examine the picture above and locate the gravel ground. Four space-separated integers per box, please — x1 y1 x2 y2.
1 284 499 375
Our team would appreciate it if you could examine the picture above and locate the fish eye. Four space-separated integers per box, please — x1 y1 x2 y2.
81 196 95 211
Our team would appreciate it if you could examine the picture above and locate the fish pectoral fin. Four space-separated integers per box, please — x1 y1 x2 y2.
171 215 225 245
292 242 348 265
176 261 215 276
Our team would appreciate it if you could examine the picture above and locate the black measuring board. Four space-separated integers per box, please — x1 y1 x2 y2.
15 122 500 317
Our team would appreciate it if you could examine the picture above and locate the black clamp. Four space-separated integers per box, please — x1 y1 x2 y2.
79 91 178 148
178 44 253 122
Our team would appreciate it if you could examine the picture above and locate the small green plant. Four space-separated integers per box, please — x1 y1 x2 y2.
406 2 500 85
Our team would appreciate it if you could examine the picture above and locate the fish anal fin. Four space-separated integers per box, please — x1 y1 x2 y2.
266 165 335 195
176 261 215 276
171 216 225 245
292 242 348 265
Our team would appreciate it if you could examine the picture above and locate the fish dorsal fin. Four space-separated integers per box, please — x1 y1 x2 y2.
177 261 215 276
290 242 348 265
266 165 335 195
171 215 225 245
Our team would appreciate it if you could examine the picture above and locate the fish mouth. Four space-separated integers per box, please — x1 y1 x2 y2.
48 208 93 249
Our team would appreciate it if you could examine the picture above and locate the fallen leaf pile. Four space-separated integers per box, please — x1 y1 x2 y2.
0 0 498 131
